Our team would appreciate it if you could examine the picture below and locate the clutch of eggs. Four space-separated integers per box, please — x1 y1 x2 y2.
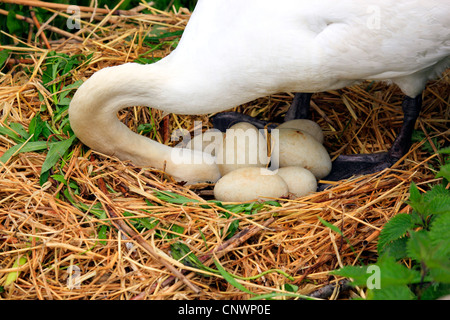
213 120 331 202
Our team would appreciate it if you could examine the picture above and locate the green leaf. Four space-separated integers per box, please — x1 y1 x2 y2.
97 225 108 245
7 10 26 35
0 49 11 69
51 174 68 184
436 163 450 181
407 183 450 219
4 256 27 287
39 170 50 186
318 217 342 235
330 265 370 286
224 219 240 239
154 190 199 205
377 213 414 254
426 214 450 283
213 259 255 295
428 263 450 283
138 217 159 230
332 256 421 288
284 284 299 292
403 230 450 283
170 224 185 238
9 122 30 140
0 124 25 144
406 230 433 262
408 183 426 214
412 130 441 153
429 213 450 252
122 211 160 231
438 147 450 155
170 242 214 277
264 201 282 207
144 29 184 44
137 123 154 135
375 255 421 287
0 141 48 164
421 283 450 300
57 80 83 106
40 135 76 173
409 182 422 202
367 284 416 300
425 196 450 216
380 237 409 260
28 114 47 141
426 183 450 198
422 185 450 215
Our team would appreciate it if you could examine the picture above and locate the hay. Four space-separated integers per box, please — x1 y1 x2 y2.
0 4 449 300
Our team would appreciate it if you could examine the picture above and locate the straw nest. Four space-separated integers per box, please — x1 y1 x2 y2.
0 4 449 300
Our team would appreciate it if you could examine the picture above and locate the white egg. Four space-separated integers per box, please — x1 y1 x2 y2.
270 128 331 179
216 122 270 176
214 167 288 202
276 166 317 198
185 129 223 156
276 119 324 144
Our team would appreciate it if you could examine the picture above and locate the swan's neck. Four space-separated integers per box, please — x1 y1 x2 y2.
68 61 221 183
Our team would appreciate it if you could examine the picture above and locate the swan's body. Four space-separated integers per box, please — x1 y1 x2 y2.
69 0 450 183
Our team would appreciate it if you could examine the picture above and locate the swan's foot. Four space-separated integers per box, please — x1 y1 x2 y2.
284 92 312 121
211 93 422 190
211 92 312 130
317 152 396 190
319 95 422 189
211 111 277 131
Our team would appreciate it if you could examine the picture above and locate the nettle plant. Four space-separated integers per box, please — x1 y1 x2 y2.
333 147 450 300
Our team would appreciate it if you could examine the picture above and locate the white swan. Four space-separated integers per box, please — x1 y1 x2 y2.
69 0 450 184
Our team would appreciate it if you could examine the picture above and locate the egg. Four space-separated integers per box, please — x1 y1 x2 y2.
276 166 317 198
216 122 270 176
185 129 223 156
270 128 331 179
276 119 324 144
214 167 288 202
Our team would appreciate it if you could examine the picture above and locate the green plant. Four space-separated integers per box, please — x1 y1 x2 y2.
170 241 309 299
0 1 198 45
331 148 450 300
0 50 98 185
0 115 77 184
154 190 281 239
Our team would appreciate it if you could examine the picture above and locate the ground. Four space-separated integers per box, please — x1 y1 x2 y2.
0 4 449 300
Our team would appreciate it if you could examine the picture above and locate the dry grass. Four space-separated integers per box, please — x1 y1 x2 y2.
0 4 449 300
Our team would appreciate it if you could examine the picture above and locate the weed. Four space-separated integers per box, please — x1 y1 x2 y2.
0 1 197 45
331 148 450 300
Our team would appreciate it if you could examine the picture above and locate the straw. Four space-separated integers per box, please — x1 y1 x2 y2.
0 4 448 300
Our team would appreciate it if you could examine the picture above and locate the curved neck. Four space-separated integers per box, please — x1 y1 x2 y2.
68 62 221 183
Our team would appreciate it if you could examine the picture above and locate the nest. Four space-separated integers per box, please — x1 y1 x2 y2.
0 3 449 300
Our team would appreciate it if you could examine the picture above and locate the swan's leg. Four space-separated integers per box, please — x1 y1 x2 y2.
211 93 422 186
387 94 422 160
284 92 312 121
211 92 310 130
322 94 422 183
211 111 276 131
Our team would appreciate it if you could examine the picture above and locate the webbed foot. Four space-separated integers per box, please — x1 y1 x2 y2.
210 92 422 191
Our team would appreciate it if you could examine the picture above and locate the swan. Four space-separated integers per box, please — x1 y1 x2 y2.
69 0 450 184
